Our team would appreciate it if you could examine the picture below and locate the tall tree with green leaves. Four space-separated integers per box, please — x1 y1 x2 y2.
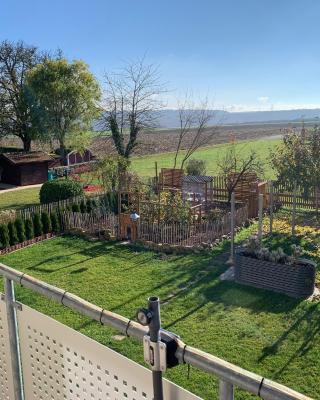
26 59 101 156
0 40 42 150
271 126 320 194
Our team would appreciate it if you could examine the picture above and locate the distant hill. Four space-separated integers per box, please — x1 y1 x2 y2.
156 109 320 128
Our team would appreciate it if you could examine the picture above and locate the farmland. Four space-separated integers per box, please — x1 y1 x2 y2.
131 137 280 178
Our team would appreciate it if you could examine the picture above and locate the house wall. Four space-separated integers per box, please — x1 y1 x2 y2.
20 162 49 185
0 160 21 185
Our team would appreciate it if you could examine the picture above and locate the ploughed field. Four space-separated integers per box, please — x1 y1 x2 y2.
0 120 294 157
1 231 319 399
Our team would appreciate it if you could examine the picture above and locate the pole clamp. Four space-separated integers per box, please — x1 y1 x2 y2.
143 335 167 372
0 294 22 310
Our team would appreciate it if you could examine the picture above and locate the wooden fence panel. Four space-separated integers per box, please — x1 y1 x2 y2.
61 212 118 236
139 205 248 246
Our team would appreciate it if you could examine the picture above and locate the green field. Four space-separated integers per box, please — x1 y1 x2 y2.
131 138 280 178
0 137 280 211
1 233 319 399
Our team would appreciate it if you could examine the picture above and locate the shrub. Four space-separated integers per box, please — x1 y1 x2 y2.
33 213 43 237
41 212 52 234
25 219 34 240
80 200 86 213
0 224 10 248
8 221 18 245
50 212 60 232
14 218 26 243
185 159 207 176
39 179 84 204
71 203 81 212
86 199 93 213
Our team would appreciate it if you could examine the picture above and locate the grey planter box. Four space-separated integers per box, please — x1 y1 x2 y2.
235 253 316 298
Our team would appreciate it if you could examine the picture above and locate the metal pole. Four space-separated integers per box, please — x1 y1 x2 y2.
292 181 297 236
4 278 24 400
228 192 235 265
258 194 263 241
219 380 234 400
269 181 274 235
148 296 164 400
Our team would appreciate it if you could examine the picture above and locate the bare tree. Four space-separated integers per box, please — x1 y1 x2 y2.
173 96 218 169
102 59 166 159
0 40 42 150
217 143 263 203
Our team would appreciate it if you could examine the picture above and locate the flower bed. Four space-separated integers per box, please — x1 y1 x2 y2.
235 253 316 298
0 233 57 255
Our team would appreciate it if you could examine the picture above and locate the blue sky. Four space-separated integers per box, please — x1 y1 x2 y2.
2 0 320 111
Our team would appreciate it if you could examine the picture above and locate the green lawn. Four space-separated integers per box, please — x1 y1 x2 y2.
1 233 319 399
131 138 280 179
0 187 41 210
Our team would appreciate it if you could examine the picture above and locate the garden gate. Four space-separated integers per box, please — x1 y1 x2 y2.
0 263 313 400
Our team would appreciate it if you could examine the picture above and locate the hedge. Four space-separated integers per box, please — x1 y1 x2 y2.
41 212 52 234
50 212 60 232
39 179 84 204
33 213 43 237
25 219 34 240
0 224 10 248
8 221 18 246
14 218 26 243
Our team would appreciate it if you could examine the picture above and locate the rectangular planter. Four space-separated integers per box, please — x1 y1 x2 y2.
235 253 316 298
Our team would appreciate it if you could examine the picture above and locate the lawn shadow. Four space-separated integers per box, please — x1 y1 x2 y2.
258 302 320 379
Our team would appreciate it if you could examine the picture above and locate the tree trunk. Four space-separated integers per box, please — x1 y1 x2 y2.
22 137 31 152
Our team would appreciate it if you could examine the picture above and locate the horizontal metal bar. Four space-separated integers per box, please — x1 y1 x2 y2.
0 263 312 400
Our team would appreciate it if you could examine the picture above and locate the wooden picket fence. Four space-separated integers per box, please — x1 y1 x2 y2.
17 193 107 221
139 204 248 246
267 183 320 210
61 211 118 236
211 177 320 211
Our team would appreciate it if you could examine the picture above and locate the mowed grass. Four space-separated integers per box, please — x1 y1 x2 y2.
0 187 40 210
131 138 280 178
1 235 319 399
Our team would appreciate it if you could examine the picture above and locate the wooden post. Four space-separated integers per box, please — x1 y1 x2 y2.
228 192 235 265
4 278 24 400
219 380 234 400
269 181 274 235
258 194 263 241
292 181 297 236
155 162 158 192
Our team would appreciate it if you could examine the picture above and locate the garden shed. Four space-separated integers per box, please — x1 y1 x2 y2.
0 151 53 186
182 175 213 203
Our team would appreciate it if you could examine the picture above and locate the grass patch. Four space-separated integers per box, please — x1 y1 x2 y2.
131 138 280 179
1 234 319 399
0 187 40 210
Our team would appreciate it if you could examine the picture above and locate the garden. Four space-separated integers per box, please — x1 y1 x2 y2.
1 215 319 399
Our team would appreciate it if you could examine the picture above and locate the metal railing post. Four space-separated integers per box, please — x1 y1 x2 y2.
148 296 164 400
4 278 24 400
219 379 234 400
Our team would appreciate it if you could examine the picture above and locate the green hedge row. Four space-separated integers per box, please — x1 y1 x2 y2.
0 212 61 250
